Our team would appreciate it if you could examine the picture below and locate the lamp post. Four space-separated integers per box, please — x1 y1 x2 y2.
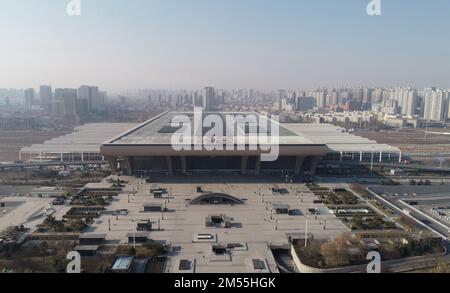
305 217 309 248
131 219 136 248
370 147 375 173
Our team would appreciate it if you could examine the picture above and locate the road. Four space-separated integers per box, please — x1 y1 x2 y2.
317 175 450 185
343 239 450 273
366 187 450 240
322 160 450 173
382 240 450 273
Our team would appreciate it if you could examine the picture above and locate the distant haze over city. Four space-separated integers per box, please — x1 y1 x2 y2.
1 0 450 91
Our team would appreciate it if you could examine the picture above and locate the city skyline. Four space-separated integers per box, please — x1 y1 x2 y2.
1 0 450 91
3 84 450 125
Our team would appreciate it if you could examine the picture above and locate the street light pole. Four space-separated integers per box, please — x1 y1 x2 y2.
370 146 375 173
370 149 374 172
131 219 136 248
305 218 309 248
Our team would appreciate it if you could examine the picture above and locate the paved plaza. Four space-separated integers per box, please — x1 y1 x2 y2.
0 197 54 233
87 176 348 273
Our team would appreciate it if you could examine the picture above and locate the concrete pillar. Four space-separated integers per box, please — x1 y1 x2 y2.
379 151 382 162
255 156 261 175
166 156 173 176
81 152 84 162
310 157 321 176
105 156 118 175
294 156 305 175
241 156 248 175
123 157 133 176
360 152 363 162
181 156 187 174
399 151 402 163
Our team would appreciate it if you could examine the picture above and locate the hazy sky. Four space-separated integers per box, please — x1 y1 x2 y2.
1 0 450 92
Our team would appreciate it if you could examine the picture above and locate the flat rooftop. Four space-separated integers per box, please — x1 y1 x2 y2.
19 113 401 157
20 123 137 154
105 112 317 146
284 123 401 153
101 112 400 155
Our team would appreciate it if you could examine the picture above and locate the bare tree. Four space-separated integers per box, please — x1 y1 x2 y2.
320 234 350 267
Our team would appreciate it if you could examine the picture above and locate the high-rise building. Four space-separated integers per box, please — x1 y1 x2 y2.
39 85 53 113
391 88 418 116
77 98 89 116
78 85 105 112
216 90 225 106
295 96 315 112
382 99 399 115
54 88 65 116
62 89 78 117
78 85 90 111
362 87 373 104
372 88 384 104
404 90 418 116
53 88 78 118
99 91 107 110
447 89 450 120
24 88 35 112
329 90 339 106
277 89 286 112
423 88 449 122
89 86 100 111
352 88 363 102
193 91 202 107
311 90 326 108
203 87 215 111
